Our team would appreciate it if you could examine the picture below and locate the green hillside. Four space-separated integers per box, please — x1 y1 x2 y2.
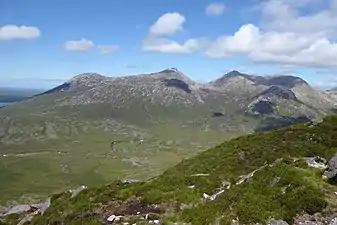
3 115 337 225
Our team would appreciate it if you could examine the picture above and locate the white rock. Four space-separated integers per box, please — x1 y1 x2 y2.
191 173 210 177
306 157 327 170
4 205 31 216
107 215 116 222
38 197 51 215
70 185 88 198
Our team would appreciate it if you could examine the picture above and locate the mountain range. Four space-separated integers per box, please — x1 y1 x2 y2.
0 68 336 207
4 68 336 135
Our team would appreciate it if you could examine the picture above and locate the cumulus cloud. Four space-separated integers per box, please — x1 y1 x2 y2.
149 12 186 36
205 0 337 68
205 3 226 16
142 12 205 54
142 36 206 54
259 0 337 37
63 38 119 54
0 25 40 40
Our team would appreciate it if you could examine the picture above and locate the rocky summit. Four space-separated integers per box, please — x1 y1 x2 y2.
0 69 337 224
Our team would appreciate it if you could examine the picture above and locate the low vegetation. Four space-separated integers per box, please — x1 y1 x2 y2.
3 115 337 225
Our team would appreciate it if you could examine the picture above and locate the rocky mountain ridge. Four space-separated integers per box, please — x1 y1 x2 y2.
35 68 336 114
1 69 336 144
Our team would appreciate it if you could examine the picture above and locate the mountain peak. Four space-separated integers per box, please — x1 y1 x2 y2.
264 75 308 88
66 73 114 90
158 68 183 75
226 70 245 77
212 71 309 89
68 73 107 83
150 68 193 84
211 70 255 87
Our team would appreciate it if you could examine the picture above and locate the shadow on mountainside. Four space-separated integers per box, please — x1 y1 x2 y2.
255 116 312 132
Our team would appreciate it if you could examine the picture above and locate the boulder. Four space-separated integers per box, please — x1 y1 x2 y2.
324 152 337 180
267 219 289 225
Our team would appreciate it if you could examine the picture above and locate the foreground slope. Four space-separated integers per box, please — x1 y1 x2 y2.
2 115 337 225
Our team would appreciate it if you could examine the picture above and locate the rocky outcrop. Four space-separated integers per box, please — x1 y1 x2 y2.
324 152 337 180
306 157 327 170
68 185 88 198
252 100 275 114
2 205 32 217
0 197 51 222
268 219 289 225
258 86 298 100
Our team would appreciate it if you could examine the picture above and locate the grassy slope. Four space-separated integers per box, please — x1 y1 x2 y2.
12 115 336 225
0 97 243 204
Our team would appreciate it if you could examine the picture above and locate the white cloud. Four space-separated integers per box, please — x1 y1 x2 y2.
63 38 95 52
97 45 119 54
0 25 40 40
205 3 226 16
149 12 186 36
63 38 119 54
143 12 205 54
142 36 206 54
260 0 337 37
205 0 337 68
205 24 337 67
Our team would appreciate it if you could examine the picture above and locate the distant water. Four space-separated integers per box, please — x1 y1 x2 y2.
0 102 13 107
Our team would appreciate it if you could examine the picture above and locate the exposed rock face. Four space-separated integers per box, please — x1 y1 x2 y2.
259 86 298 100
163 78 192 93
213 71 307 88
252 100 275 114
324 152 337 180
3 205 32 216
262 75 308 88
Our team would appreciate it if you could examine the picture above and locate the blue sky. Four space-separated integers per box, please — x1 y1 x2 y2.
1 0 337 89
